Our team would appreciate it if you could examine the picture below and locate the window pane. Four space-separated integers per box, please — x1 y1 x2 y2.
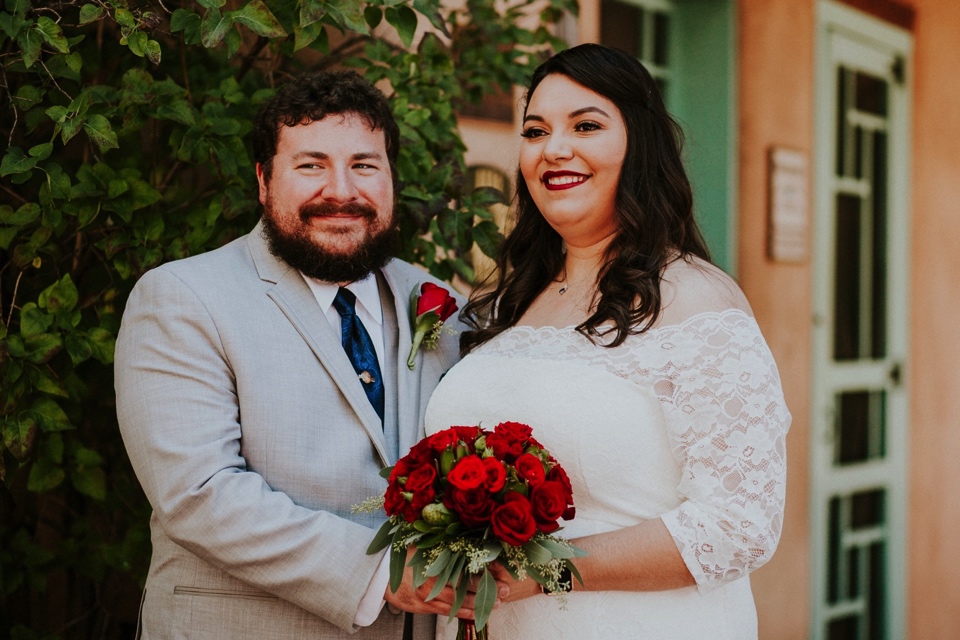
871 130 888 358
600 0 641 57
856 71 888 116
653 12 670 66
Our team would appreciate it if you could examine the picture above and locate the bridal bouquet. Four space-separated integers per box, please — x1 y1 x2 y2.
364 421 583 640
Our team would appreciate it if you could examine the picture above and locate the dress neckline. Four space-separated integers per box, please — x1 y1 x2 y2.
508 308 755 336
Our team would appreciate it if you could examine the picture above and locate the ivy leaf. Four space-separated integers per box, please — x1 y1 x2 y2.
24 333 63 364
28 142 53 160
327 0 369 35
126 30 147 57
413 0 450 37
0 11 25 40
232 0 285 38
386 6 418 49
114 8 136 30
1 147 38 177
79 4 104 25
64 333 93 365
196 0 226 8
293 20 326 51
83 114 119 150
35 17 70 53
364 6 383 30
0 202 41 225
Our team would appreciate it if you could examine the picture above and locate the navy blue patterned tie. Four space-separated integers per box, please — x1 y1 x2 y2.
332 287 385 423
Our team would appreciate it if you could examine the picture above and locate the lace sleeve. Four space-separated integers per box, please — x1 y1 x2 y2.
646 311 791 590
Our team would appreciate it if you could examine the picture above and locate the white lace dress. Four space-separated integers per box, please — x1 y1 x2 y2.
423 310 791 639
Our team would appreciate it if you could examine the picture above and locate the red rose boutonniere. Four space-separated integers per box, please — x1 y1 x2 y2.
407 282 458 369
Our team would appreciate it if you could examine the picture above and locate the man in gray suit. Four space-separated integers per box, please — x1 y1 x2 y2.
116 71 482 638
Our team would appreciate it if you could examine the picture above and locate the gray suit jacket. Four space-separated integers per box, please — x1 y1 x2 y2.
116 223 465 639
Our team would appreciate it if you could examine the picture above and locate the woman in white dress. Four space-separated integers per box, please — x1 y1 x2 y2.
424 44 791 639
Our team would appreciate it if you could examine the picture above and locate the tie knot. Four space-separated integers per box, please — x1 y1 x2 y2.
332 287 357 318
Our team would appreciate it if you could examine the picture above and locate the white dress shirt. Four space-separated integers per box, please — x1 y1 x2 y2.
301 273 392 627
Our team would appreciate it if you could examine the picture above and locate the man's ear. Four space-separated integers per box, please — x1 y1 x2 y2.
255 163 268 206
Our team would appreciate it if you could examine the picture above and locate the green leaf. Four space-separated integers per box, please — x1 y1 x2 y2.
28 142 53 161
27 366 68 397
472 219 503 260
24 333 63 364
38 274 79 313
64 332 93 365
0 202 41 224
17 28 42 68
87 327 115 364
424 546 451 578
233 0 285 38
29 397 72 432
200 8 233 48
196 0 226 8
19 303 52 337
0 11 25 40
145 39 161 65
126 30 147 57
114 8 136 29
79 4 104 25
72 465 106 500
386 6 418 49
293 19 326 51
364 6 383 30
473 569 497 631
1 147 38 177
522 539 554 565
35 16 70 53
449 564 470 621
83 114 119 150
0 226 17 250
28 456 66 492
300 0 326 26
3 416 37 461
388 545 406 593
327 0 369 35
366 520 395 554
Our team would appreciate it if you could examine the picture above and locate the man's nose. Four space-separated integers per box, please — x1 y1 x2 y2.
322 168 359 202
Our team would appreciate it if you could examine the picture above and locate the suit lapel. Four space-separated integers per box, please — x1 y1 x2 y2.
380 262 423 458
247 224 390 465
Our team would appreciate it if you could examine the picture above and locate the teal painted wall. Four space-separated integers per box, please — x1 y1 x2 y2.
668 0 737 274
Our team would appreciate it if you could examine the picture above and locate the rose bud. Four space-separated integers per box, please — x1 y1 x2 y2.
422 502 454 527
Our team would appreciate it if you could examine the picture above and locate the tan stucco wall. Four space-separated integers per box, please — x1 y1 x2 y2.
736 2 814 638
906 0 960 636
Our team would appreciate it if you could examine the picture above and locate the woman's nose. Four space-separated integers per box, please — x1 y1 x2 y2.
543 133 573 163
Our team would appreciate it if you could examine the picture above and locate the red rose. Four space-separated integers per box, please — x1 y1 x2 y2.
548 465 576 520
384 483 406 517
493 421 533 444
444 487 495 527
447 455 486 490
491 493 537 546
483 457 506 492
530 481 569 533
427 429 460 452
409 486 436 517
485 432 524 461
404 464 437 492
516 453 547 487
417 283 458 321
452 426 483 446
405 438 434 465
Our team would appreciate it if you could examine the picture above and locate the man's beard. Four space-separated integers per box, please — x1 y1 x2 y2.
261 201 400 283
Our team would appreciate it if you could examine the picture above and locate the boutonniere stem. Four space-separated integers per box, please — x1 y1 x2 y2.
407 283 458 369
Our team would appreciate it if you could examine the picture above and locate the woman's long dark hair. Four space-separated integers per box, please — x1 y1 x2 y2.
460 43 712 354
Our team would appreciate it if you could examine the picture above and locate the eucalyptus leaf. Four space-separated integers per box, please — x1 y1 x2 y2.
473 569 497 631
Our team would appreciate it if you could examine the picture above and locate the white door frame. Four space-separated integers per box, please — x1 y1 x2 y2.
811 2 912 639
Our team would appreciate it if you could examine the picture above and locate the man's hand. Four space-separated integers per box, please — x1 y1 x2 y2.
383 548 509 618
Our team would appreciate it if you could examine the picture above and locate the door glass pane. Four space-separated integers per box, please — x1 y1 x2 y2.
826 489 888 639
833 65 889 361
836 390 886 464
653 12 670 65
834 193 862 360
600 0 641 57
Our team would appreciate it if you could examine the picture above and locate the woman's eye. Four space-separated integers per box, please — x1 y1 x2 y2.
520 127 547 139
575 121 601 132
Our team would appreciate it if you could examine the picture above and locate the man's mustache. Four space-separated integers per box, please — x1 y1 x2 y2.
299 201 377 221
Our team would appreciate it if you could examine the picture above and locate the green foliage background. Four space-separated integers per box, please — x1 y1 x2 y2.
0 0 575 636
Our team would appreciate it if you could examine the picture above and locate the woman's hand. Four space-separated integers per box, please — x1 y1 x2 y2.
486 562 548 603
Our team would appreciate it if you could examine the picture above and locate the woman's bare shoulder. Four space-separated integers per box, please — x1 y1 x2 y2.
657 255 753 326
